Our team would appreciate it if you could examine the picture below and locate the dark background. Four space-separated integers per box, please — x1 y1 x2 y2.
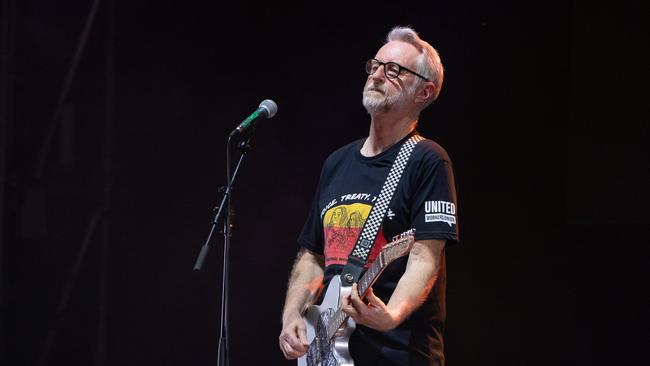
1 0 649 365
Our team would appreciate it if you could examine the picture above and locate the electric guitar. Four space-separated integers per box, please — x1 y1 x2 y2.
298 229 416 366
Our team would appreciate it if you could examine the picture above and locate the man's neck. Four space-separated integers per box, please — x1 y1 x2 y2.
362 111 418 157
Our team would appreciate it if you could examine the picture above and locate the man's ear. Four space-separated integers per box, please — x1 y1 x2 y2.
416 82 436 104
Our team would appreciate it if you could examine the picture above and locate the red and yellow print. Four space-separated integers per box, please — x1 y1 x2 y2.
323 203 387 267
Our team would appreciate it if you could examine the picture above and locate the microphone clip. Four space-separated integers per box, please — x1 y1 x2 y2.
237 139 252 153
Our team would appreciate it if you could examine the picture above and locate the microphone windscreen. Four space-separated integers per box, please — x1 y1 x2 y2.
259 99 278 118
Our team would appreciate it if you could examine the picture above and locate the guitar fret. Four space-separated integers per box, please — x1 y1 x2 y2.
360 254 382 295
361 276 368 294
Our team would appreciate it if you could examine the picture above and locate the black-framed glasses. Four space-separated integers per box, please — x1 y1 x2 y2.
365 58 430 81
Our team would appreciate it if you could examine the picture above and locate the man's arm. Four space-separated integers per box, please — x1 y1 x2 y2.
342 239 445 332
279 248 324 359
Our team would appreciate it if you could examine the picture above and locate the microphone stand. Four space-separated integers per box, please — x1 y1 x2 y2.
193 131 253 366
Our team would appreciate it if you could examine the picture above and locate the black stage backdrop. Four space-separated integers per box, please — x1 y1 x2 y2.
1 0 649 365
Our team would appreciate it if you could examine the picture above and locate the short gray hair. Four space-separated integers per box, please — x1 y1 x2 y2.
386 26 444 106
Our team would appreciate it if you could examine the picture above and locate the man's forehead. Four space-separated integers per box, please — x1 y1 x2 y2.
375 41 419 64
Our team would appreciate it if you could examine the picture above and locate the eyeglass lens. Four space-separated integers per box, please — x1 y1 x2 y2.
366 59 402 79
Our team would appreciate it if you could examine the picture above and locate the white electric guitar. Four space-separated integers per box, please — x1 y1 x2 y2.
298 229 416 366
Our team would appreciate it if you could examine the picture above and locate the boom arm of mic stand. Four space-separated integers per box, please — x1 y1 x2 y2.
193 137 250 271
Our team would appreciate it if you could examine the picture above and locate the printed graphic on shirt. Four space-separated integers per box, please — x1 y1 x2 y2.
323 202 387 267
424 200 456 227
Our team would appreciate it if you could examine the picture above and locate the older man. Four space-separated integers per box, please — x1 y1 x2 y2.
279 26 459 366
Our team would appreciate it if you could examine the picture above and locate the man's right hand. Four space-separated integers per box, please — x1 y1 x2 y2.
279 313 309 360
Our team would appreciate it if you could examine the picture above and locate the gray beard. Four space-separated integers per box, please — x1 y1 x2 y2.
362 85 413 114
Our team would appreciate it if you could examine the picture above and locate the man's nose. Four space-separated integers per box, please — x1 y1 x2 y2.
368 65 385 82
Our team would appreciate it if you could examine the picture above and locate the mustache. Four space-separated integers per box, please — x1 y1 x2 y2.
364 82 386 94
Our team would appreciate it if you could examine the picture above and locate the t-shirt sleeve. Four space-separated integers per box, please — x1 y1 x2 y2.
409 155 459 243
297 185 325 255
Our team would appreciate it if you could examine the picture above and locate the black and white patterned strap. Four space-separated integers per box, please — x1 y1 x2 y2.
349 134 424 261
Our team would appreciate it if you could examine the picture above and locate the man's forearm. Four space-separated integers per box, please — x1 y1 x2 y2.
282 249 324 322
386 239 445 325
279 249 324 359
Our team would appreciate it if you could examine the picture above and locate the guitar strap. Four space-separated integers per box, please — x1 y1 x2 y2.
340 134 424 286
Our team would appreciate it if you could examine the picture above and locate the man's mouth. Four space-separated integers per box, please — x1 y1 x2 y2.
366 88 384 95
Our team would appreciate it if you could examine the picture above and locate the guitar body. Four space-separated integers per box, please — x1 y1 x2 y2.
296 229 415 366
298 275 355 366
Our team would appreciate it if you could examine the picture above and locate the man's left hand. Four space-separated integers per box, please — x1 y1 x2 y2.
341 283 400 332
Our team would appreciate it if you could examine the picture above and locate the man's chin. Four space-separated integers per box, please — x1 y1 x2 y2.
363 99 389 114
363 94 384 105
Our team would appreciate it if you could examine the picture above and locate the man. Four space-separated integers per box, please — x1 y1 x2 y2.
279 26 458 366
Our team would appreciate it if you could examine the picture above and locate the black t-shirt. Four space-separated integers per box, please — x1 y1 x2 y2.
298 132 459 366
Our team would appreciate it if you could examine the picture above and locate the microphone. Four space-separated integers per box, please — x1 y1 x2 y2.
229 99 278 137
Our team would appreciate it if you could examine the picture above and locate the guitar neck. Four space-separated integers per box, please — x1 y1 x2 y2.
357 251 386 297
